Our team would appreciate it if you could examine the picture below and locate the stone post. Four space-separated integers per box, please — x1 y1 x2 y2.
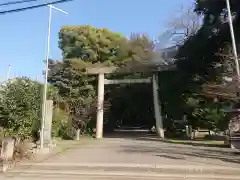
43 100 53 147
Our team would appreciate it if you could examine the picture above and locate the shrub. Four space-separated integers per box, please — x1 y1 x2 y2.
0 78 42 138
0 77 59 139
52 108 69 137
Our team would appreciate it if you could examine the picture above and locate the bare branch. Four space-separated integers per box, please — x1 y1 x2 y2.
166 5 202 45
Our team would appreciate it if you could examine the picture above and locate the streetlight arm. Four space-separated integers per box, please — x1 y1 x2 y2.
48 5 68 14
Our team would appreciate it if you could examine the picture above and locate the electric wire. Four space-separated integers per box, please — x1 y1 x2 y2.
0 0 38 7
0 0 73 14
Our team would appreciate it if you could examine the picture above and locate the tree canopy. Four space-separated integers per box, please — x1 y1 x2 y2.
48 25 156 134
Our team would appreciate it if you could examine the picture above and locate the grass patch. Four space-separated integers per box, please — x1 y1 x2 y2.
168 139 223 144
165 138 227 148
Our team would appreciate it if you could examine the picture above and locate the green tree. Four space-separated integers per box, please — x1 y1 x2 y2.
157 4 233 133
59 25 126 64
48 25 156 133
49 25 128 134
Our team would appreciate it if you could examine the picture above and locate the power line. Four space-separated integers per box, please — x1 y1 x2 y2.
0 0 73 14
0 0 38 7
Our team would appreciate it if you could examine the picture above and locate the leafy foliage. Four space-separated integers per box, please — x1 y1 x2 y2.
156 4 236 133
0 78 41 137
59 25 126 64
0 77 59 139
195 0 240 25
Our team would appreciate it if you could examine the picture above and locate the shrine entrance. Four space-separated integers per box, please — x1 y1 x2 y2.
85 63 175 139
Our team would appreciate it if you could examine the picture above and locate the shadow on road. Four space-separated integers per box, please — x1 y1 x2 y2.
105 130 227 148
135 136 228 148
104 130 240 166
121 143 240 165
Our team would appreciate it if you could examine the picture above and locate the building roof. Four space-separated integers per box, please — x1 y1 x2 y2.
153 45 179 65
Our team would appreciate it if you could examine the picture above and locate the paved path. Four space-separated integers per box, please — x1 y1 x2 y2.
1 136 240 179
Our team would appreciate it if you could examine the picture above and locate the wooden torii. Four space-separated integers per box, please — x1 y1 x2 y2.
85 62 175 139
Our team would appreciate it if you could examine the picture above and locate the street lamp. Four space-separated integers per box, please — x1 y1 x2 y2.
226 0 240 77
225 0 240 150
40 5 68 149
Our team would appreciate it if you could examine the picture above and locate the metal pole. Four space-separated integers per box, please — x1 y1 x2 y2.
226 0 240 77
40 5 52 149
226 0 240 150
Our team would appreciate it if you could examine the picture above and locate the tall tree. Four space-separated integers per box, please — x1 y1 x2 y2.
157 3 234 133
59 25 126 64
49 25 156 134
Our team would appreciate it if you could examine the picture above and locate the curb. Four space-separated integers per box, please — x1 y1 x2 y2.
5 169 240 179
18 162 239 170
15 163 240 176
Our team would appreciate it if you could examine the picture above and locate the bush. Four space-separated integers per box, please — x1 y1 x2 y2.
52 108 69 138
0 78 42 138
58 123 75 140
51 107 78 140
0 77 59 140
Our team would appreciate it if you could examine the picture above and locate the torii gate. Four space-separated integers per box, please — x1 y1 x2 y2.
86 62 175 139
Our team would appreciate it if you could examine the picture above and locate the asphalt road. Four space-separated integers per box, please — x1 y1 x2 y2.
1 134 240 179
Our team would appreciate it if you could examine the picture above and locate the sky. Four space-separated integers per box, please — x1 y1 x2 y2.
0 0 194 81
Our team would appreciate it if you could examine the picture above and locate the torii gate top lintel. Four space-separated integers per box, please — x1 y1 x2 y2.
85 63 176 75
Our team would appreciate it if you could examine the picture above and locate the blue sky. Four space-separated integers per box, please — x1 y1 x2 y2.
0 0 193 81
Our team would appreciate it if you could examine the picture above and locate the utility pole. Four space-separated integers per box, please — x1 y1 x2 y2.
40 5 68 149
226 0 240 150
226 0 240 77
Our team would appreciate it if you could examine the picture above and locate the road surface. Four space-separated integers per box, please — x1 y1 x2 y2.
1 135 240 179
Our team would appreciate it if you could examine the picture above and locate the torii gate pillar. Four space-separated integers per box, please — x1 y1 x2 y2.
96 73 105 139
152 73 164 138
